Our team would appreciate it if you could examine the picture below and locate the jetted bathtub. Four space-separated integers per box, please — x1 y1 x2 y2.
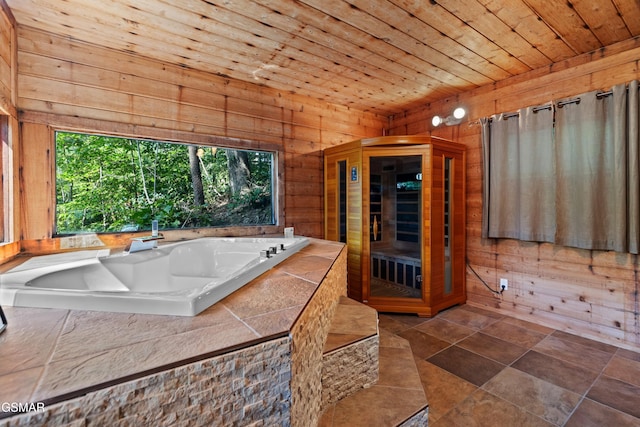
0 236 309 316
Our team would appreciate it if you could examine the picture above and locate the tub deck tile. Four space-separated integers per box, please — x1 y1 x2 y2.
48 303 242 362
220 269 316 319
0 307 67 376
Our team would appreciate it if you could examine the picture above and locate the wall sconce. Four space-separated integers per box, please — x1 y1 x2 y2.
432 107 466 127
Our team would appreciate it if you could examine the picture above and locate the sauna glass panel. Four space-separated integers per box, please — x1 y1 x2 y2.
369 154 422 299
444 157 453 295
396 173 421 243
370 174 382 241
338 160 347 243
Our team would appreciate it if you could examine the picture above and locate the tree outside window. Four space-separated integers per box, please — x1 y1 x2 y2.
55 132 275 234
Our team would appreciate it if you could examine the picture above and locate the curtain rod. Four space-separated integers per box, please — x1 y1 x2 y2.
498 90 616 120
557 90 613 108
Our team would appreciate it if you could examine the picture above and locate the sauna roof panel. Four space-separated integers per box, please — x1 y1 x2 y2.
4 0 640 115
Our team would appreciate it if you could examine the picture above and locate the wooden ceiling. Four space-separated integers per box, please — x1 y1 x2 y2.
5 0 640 115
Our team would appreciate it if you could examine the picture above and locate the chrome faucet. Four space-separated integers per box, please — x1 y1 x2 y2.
125 239 156 254
124 235 164 254
124 221 164 254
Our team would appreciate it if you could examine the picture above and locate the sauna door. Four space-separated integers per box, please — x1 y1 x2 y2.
363 147 426 311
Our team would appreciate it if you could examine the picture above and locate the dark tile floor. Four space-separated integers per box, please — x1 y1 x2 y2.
378 305 640 426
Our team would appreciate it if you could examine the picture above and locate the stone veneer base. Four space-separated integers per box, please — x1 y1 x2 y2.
321 334 379 409
0 337 292 427
288 247 347 427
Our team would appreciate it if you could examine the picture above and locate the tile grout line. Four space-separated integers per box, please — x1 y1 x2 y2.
30 310 72 401
382 307 640 426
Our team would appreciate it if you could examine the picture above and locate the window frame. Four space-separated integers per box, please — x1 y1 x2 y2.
0 114 7 242
0 113 14 245
51 127 285 237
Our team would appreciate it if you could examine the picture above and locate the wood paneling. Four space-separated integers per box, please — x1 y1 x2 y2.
19 123 52 241
0 12 11 115
5 0 640 115
388 38 640 349
0 0 16 116
324 142 362 300
0 2 19 261
0 0 18 117
13 26 386 249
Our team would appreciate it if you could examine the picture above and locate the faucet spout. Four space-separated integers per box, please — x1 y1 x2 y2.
124 235 164 254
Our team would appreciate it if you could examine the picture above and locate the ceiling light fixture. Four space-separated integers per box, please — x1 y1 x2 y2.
432 107 466 127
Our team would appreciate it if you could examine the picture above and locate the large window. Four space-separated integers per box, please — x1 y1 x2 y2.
55 132 275 234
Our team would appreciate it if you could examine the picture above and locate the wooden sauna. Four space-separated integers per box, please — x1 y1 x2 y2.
324 135 466 317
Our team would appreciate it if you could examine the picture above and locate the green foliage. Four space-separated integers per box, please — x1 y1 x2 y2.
55 132 274 234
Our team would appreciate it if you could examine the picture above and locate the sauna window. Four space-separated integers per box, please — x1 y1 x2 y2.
54 131 276 234
338 160 347 243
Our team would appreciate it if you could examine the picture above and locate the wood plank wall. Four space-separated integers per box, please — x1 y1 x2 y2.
388 37 640 350
8 2 640 351
0 0 15 116
0 2 20 260
13 26 386 250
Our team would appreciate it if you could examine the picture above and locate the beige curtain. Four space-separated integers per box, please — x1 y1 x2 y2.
627 80 640 254
480 117 491 239
555 85 628 252
481 105 555 241
481 80 640 253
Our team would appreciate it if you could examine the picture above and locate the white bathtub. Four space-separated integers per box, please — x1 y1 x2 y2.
0 236 309 316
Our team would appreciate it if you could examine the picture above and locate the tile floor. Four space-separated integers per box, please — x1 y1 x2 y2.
378 304 640 426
